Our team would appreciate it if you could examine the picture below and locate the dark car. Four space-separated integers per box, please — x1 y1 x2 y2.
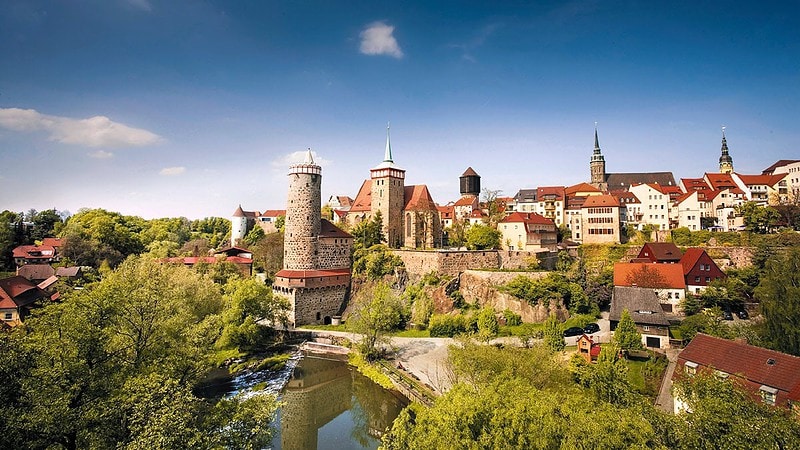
736 309 749 320
722 309 733 321
563 326 584 337
583 323 600 334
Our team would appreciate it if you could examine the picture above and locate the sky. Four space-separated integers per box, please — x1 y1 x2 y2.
1 0 798 220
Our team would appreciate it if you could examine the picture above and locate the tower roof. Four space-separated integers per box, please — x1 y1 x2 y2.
232 204 245 217
719 127 733 166
591 125 604 162
461 167 479 177
289 148 322 175
371 123 404 172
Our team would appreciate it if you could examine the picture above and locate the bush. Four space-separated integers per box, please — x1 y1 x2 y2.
503 309 522 326
428 314 467 337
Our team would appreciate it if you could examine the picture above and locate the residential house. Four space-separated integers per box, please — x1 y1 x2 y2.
614 262 686 314
12 244 59 266
636 242 682 264
498 212 557 251
763 160 800 202
628 183 670 231
0 276 49 326
610 286 671 349
257 210 286 233
673 191 703 230
680 248 726 294
732 173 789 206
512 189 538 213
162 247 254 277
673 333 800 414
535 186 566 227
580 194 625 244
615 191 641 227
437 204 454 230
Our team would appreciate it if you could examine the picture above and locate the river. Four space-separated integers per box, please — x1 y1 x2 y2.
200 352 409 450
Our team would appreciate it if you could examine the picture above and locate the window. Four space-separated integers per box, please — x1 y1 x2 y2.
695 276 701 282
760 385 778 406
3 312 11 321
643 325 650 332
684 361 698 375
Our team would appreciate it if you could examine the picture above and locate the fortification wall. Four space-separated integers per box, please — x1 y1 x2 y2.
394 249 550 279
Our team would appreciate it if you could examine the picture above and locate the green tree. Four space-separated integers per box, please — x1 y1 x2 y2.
585 345 634 406
351 211 385 250
543 314 565 352
476 307 499 342
217 278 290 352
347 282 404 360
444 218 468 248
613 309 643 351
755 248 800 355
30 209 64 242
243 225 265 246
465 223 501 250
480 188 505 227
352 244 403 280
736 201 780 233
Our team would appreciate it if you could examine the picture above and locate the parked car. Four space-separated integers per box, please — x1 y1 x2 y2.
563 326 584 337
736 309 749 320
583 323 600 334
722 309 733 321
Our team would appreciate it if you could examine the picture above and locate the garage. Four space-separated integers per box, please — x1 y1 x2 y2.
646 336 661 348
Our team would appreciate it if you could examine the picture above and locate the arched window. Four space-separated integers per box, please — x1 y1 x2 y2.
406 213 412 237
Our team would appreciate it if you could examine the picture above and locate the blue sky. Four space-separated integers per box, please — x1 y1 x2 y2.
1 0 798 219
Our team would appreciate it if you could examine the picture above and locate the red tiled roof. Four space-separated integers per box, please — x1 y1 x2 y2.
612 191 640 204
17 264 55 281
704 173 738 190
454 195 477 207
404 185 438 211
681 178 711 191
320 219 352 238
0 276 44 309
275 268 351 279
679 247 721 276
500 212 554 226
537 186 566 201
12 245 56 259
582 194 620 208
336 196 354 207
461 167 479 177
162 256 253 265
566 182 601 194
41 238 63 248
348 179 373 212
678 334 800 404
735 173 787 187
638 243 682 262
259 210 285 217
613 262 686 289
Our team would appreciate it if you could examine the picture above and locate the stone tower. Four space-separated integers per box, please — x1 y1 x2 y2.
370 124 406 248
273 149 353 327
719 127 734 174
590 126 607 191
283 149 321 270
230 205 249 246
460 167 481 197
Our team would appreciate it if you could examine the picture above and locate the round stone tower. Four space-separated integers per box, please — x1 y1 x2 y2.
230 205 249 246
459 167 481 196
284 149 322 270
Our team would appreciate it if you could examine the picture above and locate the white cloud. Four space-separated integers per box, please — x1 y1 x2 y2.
359 21 404 59
126 0 152 12
88 150 114 159
0 108 162 148
271 150 331 169
159 166 186 176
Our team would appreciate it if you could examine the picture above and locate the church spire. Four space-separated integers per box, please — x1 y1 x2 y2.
303 148 315 165
384 122 393 162
590 123 607 190
719 126 733 173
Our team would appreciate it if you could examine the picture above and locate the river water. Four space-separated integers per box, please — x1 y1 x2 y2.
202 353 409 450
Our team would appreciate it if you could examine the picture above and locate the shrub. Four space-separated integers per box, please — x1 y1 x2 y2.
503 309 522 326
428 314 467 337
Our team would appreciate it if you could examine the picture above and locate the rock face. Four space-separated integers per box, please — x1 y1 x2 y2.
457 270 568 322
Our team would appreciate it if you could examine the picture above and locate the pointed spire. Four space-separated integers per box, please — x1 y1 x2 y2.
384 122 393 162
304 148 315 165
594 122 600 152
719 126 733 173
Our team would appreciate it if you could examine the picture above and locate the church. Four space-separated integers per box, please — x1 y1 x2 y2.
344 126 443 249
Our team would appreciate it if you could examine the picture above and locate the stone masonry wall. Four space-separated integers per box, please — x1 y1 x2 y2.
317 238 352 270
286 285 347 326
393 249 551 279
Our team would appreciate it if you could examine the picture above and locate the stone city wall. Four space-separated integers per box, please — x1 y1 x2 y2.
317 239 352 270
393 249 554 279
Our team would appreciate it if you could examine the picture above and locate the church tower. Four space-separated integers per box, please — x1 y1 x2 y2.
590 126 607 190
719 127 734 174
370 124 406 248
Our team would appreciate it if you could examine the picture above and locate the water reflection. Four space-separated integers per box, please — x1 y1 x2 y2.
277 356 407 450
